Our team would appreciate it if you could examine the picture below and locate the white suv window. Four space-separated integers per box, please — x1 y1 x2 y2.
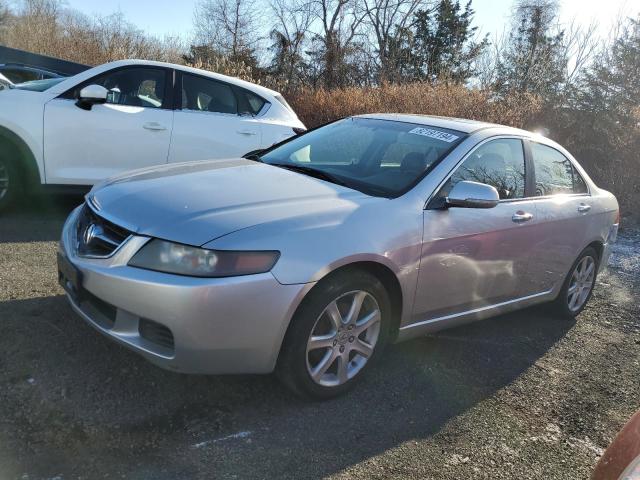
88 68 166 109
181 74 238 114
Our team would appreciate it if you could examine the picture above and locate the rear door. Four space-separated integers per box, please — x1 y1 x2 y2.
413 137 542 322
43 66 174 184
167 72 261 163
525 141 593 292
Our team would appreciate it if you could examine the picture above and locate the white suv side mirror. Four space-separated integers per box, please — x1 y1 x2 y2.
76 84 109 110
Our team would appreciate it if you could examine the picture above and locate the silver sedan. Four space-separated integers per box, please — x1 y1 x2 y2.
58 114 619 398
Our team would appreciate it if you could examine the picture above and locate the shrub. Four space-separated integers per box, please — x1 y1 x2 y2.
288 83 542 129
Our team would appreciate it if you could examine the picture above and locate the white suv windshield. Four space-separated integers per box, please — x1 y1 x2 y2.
13 77 66 92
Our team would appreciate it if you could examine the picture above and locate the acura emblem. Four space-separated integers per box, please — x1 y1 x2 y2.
83 223 103 246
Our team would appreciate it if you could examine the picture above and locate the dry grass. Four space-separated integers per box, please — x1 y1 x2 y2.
288 83 542 129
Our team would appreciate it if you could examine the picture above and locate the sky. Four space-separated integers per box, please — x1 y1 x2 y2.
63 0 636 42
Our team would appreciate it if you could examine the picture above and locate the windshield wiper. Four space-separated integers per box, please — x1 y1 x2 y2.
269 163 349 187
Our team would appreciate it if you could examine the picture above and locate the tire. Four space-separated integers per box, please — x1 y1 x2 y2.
276 269 392 400
551 246 599 318
0 153 22 213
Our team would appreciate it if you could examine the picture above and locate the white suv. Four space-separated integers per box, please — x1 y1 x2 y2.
0 59 306 210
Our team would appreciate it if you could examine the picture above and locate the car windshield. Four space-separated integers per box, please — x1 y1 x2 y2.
259 117 466 198
12 77 66 92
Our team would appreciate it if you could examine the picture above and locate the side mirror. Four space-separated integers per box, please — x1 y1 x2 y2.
76 84 108 111
446 180 500 209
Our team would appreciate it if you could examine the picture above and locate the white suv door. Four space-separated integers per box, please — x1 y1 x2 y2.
167 72 261 163
43 66 174 184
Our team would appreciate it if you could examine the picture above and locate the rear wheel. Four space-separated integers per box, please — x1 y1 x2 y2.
277 270 391 399
551 247 599 318
0 155 22 212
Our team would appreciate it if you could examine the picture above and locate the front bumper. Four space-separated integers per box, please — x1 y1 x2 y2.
58 207 311 374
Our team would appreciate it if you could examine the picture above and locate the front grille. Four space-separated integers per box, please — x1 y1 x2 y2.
139 319 175 351
76 204 130 258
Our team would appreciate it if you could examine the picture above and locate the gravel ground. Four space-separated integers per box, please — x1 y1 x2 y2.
1 196 638 480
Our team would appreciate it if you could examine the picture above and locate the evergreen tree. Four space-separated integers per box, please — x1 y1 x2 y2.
410 0 487 83
577 16 640 122
494 0 565 96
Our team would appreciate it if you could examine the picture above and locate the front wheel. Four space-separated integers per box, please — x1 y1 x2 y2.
551 247 599 318
0 155 21 212
277 270 391 399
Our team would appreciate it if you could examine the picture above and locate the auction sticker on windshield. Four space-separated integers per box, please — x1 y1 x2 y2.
408 127 459 143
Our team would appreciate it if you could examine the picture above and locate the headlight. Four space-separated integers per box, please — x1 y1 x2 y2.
128 239 280 277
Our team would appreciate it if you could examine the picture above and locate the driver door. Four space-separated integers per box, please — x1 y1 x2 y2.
412 137 542 324
43 66 174 185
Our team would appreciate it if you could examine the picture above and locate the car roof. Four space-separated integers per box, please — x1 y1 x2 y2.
356 113 532 135
97 59 280 98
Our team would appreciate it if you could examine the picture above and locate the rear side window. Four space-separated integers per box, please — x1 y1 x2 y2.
181 74 237 114
237 89 266 115
531 143 587 196
573 168 588 194
440 138 526 200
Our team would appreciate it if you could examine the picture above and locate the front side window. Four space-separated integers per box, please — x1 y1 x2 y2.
438 138 526 201
181 74 238 114
82 67 166 108
259 118 465 197
531 143 586 196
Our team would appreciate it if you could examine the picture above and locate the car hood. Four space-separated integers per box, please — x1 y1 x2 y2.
89 158 372 246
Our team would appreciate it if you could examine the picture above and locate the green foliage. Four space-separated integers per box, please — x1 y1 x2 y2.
410 0 488 82
558 15 640 209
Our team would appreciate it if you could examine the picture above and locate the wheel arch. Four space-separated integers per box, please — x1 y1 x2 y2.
281 260 405 348
0 125 42 189
586 240 604 264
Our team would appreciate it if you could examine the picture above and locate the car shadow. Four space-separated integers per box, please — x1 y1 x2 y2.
0 194 83 243
0 293 573 479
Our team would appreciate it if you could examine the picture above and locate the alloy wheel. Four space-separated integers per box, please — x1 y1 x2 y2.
567 255 596 313
306 290 381 387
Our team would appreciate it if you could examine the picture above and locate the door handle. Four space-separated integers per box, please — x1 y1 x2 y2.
237 130 257 136
577 203 591 213
143 122 166 131
512 211 534 223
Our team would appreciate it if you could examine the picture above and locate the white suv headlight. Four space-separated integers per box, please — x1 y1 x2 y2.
129 239 280 277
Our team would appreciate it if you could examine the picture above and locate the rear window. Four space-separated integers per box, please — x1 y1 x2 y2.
238 89 267 115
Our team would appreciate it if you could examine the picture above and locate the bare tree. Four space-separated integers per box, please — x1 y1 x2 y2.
362 0 427 82
312 0 367 88
560 18 599 94
475 29 506 89
269 0 314 87
194 0 262 61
